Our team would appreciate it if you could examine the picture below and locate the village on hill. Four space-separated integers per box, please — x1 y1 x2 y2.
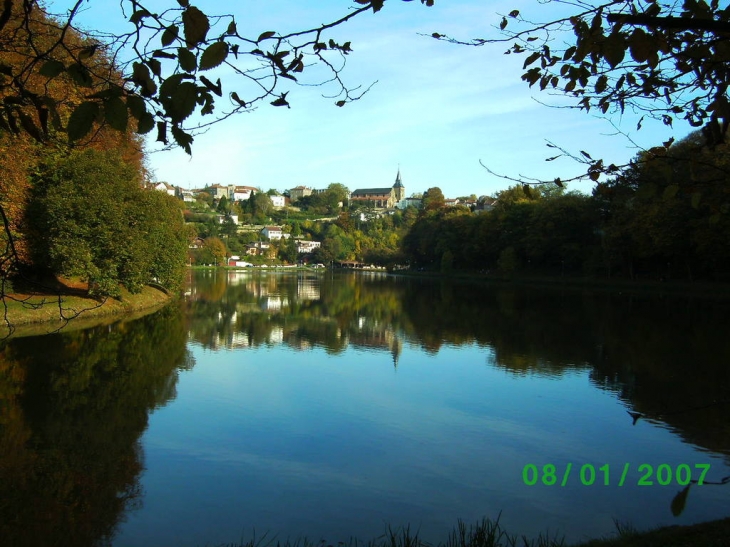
149 169 494 269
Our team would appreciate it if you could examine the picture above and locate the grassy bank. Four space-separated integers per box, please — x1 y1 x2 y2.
213 516 730 547
2 280 173 338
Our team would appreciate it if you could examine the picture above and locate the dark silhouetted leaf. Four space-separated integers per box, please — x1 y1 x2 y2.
230 92 246 107
18 111 43 142
67 63 94 87
182 6 209 48
156 121 167 144
104 96 128 131
169 81 198 122
200 75 222 96
271 92 290 108
161 25 179 46
199 41 229 70
671 485 691 517
130 9 151 25
39 60 65 78
137 111 155 134
178 48 197 72
227 21 237 35
172 125 193 154
257 31 276 42
68 101 100 141
523 52 540 69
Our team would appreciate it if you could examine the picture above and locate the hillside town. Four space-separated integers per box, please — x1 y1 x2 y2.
152 169 495 268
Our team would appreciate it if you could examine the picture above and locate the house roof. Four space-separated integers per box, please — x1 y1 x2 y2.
351 188 393 196
262 226 282 231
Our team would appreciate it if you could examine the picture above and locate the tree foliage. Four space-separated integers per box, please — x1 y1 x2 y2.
28 149 188 297
0 0 434 151
428 0 730 188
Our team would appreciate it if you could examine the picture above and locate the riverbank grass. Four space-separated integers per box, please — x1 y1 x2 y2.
2 277 172 337
214 516 730 547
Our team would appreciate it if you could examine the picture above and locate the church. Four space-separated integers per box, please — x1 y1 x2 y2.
349 169 405 209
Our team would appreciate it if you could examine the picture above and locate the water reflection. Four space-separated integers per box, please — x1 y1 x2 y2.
0 304 191 547
186 270 730 460
2 271 729 546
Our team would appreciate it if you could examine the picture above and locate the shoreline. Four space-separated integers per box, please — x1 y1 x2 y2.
2 284 174 339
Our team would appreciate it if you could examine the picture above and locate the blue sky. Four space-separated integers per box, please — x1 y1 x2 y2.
68 0 690 198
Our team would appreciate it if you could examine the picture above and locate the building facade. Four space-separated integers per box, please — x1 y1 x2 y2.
350 169 405 209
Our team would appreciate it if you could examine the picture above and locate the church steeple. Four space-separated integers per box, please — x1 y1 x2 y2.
393 167 405 201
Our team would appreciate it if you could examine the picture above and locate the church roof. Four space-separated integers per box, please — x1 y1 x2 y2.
351 188 393 196
393 168 404 188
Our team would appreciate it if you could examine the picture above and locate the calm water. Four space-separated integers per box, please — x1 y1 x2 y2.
1 270 729 546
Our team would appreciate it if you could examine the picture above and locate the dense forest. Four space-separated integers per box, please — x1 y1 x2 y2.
0 4 188 299
398 131 730 282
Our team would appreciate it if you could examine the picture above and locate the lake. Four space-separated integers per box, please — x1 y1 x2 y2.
1 270 729 546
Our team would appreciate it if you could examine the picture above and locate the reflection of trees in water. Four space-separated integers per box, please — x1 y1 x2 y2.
187 270 730 462
0 303 190 547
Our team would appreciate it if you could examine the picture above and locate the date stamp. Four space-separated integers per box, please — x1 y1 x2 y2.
522 463 711 487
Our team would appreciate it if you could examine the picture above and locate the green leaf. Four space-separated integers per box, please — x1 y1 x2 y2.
182 6 210 48
68 101 100 141
691 192 702 209
161 25 179 47
178 47 197 72
199 41 229 71
39 59 66 78
662 184 679 200
172 124 193 154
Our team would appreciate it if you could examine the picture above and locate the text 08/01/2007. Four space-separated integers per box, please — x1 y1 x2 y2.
522 463 711 487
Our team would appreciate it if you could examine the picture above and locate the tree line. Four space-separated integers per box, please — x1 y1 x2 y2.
401 130 730 282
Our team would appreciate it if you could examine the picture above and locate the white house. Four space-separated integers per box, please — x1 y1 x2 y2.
296 240 321 254
270 195 286 208
218 214 239 225
261 226 283 240
152 182 176 196
233 186 257 201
